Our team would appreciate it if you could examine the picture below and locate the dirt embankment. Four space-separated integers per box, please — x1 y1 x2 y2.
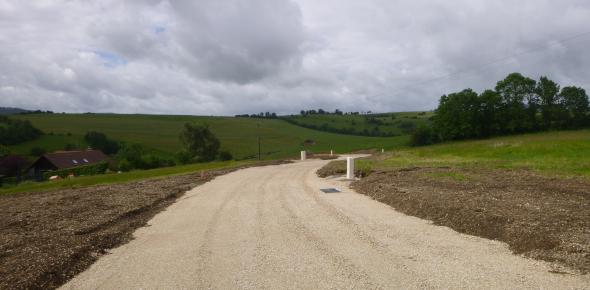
0 160 288 289
319 162 590 274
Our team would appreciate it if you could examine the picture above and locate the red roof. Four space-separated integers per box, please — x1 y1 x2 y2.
41 150 109 170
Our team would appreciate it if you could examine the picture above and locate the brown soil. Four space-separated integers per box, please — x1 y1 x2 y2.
348 167 590 274
0 160 289 289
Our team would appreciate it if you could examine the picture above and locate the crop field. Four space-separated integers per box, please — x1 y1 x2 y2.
283 111 433 136
10 114 409 160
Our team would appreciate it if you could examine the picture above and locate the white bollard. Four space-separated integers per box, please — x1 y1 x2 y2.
301 151 306 161
330 150 333 156
381 148 385 153
346 157 355 179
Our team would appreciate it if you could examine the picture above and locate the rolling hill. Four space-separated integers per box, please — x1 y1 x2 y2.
9 113 409 160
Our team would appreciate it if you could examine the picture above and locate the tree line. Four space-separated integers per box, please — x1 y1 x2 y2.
0 116 43 145
412 73 589 146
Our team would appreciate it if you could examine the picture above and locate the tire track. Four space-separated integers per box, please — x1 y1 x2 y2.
270 167 384 289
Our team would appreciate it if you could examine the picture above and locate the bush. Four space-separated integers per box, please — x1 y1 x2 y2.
0 117 43 145
117 159 132 172
175 150 193 165
410 125 436 147
218 150 233 161
84 131 119 154
43 161 109 179
179 123 220 162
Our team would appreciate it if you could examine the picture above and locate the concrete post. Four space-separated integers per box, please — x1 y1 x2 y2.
381 148 385 153
301 151 306 161
346 157 354 179
330 150 333 156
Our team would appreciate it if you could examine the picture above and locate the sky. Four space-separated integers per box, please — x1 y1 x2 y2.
0 0 589 115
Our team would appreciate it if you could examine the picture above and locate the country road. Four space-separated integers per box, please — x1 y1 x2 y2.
63 158 589 289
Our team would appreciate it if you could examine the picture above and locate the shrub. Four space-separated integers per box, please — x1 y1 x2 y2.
175 150 193 165
179 123 220 162
84 131 119 154
218 150 233 161
43 161 109 179
117 159 132 172
411 125 436 147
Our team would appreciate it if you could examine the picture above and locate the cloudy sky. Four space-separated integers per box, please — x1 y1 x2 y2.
1 0 589 115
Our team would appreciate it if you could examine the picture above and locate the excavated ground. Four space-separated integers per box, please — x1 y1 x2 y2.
0 160 288 289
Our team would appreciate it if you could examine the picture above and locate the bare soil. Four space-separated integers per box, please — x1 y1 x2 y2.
343 166 590 274
0 160 289 289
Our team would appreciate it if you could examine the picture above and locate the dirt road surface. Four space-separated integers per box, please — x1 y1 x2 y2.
62 158 590 289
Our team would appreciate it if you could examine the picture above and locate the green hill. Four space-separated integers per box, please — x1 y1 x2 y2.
359 129 590 177
9 114 409 160
283 111 433 137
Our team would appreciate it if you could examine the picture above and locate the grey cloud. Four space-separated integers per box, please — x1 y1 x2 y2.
0 0 589 115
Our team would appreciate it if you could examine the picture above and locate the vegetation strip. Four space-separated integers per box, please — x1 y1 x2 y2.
0 160 288 289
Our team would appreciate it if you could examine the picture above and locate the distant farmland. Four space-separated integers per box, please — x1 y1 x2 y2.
10 114 409 160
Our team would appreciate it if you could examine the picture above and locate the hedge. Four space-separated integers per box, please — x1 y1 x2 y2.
42 162 109 180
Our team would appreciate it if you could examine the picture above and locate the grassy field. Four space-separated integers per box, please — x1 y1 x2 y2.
0 160 254 195
363 129 590 177
10 114 409 160
283 111 432 136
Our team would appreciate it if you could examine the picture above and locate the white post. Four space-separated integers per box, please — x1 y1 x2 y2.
330 150 333 156
301 151 306 161
346 157 354 179
381 148 385 153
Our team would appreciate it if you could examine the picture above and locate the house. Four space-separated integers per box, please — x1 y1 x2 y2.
28 150 110 178
0 155 29 177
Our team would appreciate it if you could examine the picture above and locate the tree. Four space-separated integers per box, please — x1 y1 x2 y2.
536 76 561 129
0 117 43 145
560 86 589 127
410 125 436 146
116 143 145 169
179 123 220 162
84 131 120 154
495 73 536 133
478 90 503 137
433 89 481 140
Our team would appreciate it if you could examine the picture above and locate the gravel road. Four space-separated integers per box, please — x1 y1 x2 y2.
62 158 590 289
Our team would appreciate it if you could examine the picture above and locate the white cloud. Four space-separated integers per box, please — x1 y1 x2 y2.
0 0 589 115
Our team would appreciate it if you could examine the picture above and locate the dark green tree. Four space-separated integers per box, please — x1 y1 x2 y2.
433 89 481 140
536 76 561 129
560 86 589 127
495 73 536 132
410 125 436 146
84 131 120 154
179 123 220 162
478 90 503 137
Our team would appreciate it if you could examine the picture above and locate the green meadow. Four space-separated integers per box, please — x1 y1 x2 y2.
366 129 590 177
0 160 251 195
10 113 409 160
